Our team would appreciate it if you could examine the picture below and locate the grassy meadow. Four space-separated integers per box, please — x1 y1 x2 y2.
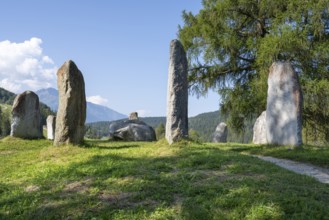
1 138 329 219
219 143 329 169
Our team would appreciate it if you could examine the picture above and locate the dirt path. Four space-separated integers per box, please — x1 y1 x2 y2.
253 155 329 184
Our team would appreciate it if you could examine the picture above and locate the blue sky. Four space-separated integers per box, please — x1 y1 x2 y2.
0 0 220 117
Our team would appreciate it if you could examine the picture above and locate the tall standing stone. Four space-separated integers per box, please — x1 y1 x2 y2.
166 40 188 144
266 62 303 147
47 115 56 140
54 60 86 146
253 111 267 144
10 91 42 139
213 122 228 143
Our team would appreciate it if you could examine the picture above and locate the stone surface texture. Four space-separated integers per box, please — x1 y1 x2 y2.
114 123 156 141
109 119 156 141
47 115 56 140
213 122 228 143
165 39 188 144
253 111 267 144
54 60 86 146
10 91 42 139
129 112 138 120
266 62 303 147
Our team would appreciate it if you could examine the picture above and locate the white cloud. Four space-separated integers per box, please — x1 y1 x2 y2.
16 58 39 75
0 37 57 93
87 95 109 106
42 56 54 64
0 79 21 92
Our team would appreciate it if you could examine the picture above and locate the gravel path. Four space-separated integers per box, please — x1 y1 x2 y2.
254 155 329 184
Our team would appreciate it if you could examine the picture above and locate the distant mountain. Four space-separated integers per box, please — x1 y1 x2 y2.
36 88 58 111
86 102 126 123
36 88 127 123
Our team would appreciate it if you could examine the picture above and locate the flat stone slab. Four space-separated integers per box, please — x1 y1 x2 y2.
254 155 329 184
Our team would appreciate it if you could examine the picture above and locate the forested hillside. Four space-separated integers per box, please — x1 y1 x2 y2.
189 111 221 142
85 111 254 143
0 88 15 104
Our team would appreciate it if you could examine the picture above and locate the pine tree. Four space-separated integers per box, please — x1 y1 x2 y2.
155 123 165 140
179 0 329 143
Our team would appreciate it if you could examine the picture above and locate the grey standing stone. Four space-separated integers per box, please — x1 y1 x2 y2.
165 39 188 144
253 111 267 144
54 60 86 146
10 91 42 139
213 122 228 143
46 115 56 140
129 112 138 120
266 62 303 147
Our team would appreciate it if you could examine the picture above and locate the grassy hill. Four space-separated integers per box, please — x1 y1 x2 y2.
1 138 329 219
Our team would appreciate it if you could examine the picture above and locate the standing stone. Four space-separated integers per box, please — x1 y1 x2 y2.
253 111 267 144
54 60 86 146
266 62 303 147
47 115 56 140
166 40 188 144
129 112 138 120
10 91 42 139
213 122 228 143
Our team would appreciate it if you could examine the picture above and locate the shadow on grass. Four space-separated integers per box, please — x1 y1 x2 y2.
82 140 143 151
83 143 142 151
228 146 258 152
1 144 329 219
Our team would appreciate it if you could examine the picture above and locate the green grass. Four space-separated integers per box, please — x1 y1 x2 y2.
1 138 329 219
219 143 329 169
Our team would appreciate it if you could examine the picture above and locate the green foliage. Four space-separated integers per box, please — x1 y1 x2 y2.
302 79 329 144
189 111 221 142
0 105 11 137
39 103 55 126
0 87 15 104
0 107 2 136
85 121 112 139
155 123 165 140
188 129 202 142
1 139 329 219
179 0 329 143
